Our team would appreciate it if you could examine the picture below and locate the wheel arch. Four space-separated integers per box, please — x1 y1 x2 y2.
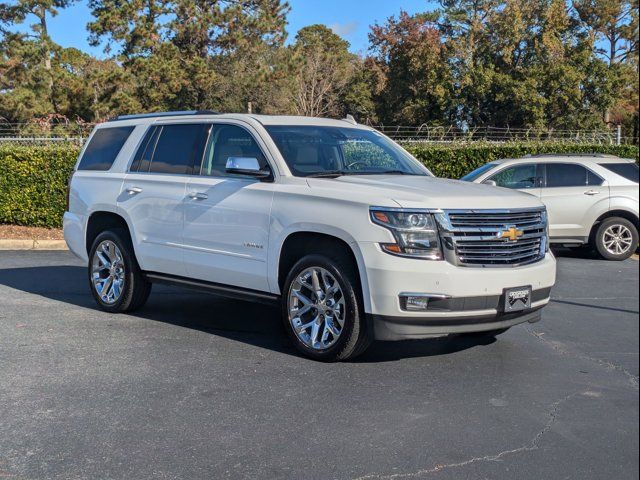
274 229 372 313
85 210 134 256
589 209 639 243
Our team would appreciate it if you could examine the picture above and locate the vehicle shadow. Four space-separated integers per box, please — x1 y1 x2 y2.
0 265 496 362
550 245 602 260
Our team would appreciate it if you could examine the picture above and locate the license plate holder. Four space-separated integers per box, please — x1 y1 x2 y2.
504 286 532 312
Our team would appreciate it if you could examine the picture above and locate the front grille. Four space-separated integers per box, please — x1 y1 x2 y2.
437 209 547 267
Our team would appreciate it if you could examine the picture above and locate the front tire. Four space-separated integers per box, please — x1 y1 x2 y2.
593 217 638 261
88 229 151 313
281 254 372 361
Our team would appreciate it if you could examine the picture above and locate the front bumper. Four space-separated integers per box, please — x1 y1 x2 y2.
358 242 556 340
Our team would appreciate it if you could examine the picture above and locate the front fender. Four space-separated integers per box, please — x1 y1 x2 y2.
268 223 372 313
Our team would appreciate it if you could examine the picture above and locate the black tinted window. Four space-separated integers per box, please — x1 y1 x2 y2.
488 164 538 189
148 124 209 175
78 126 134 170
545 163 592 187
130 126 160 172
200 124 268 177
600 163 639 183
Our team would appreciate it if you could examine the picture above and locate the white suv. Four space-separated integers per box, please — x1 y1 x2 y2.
461 154 639 260
64 111 556 361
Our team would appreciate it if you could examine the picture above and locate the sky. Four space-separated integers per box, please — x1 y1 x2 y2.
14 0 432 57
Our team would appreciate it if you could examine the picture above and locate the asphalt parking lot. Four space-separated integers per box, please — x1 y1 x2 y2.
0 250 638 480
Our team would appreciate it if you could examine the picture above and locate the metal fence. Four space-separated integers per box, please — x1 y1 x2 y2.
372 125 637 145
0 122 637 146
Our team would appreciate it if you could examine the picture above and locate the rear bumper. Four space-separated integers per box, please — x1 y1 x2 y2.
63 211 88 262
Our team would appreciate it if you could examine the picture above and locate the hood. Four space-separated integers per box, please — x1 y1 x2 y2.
307 174 543 210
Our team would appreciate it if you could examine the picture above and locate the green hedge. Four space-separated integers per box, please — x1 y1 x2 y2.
0 142 638 228
0 145 80 228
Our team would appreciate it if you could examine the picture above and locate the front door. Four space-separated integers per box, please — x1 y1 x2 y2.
182 123 275 292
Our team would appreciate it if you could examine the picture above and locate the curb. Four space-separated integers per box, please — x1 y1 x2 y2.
0 239 68 250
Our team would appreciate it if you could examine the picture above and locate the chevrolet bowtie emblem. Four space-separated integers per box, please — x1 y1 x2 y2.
500 227 524 242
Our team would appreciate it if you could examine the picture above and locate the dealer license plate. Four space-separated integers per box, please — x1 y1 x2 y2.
504 286 532 312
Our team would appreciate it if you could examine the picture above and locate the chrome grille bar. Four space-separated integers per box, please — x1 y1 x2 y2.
436 208 548 267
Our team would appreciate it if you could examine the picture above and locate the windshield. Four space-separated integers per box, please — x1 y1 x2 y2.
265 125 431 177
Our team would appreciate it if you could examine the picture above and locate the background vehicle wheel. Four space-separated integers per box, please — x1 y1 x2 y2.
88 229 151 313
593 217 638 261
282 254 372 361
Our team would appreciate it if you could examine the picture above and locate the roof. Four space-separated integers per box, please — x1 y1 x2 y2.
104 111 366 129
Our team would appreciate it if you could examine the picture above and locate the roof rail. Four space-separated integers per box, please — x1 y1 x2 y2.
108 110 219 122
523 153 619 159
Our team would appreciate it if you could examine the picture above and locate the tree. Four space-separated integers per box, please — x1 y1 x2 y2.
574 0 638 64
288 24 355 117
369 11 453 125
88 0 170 58
0 0 76 105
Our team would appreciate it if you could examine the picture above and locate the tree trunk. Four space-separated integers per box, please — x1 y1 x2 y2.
37 6 55 110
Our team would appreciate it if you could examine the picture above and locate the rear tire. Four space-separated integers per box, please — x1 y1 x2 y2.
88 229 151 313
281 254 372 361
593 217 638 261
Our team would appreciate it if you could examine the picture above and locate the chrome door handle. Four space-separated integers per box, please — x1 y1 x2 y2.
584 190 600 196
188 192 208 200
126 186 142 195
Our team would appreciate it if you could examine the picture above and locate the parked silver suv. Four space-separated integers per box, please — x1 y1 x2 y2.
461 154 639 260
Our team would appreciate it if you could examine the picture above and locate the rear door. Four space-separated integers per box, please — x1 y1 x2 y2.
539 162 607 241
182 123 275 292
119 123 209 276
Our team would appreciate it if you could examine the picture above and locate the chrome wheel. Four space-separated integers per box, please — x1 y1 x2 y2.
91 240 125 304
287 266 346 350
603 224 634 256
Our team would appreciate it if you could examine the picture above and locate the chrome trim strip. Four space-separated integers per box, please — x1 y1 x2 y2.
398 293 452 299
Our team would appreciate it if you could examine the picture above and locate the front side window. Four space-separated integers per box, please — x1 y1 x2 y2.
200 124 268 177
545 163 602 187
487 164 539 189
265 126 429 177
78 126 134 171
599 162 639 183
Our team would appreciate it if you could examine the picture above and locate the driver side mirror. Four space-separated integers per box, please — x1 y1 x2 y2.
225 157 272 180
483 180 497 187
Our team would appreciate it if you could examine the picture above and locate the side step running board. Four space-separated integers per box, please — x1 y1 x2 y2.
144 272 280 306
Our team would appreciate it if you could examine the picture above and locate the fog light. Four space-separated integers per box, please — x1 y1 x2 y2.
404 296 430 311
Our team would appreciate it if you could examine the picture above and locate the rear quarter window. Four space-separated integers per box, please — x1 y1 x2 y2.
78 126 135 171
599 163 639 183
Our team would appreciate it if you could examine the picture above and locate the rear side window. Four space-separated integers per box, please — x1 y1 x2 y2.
545 163 603 187
148 124 210 175
599 163 639 183
78 126 134 171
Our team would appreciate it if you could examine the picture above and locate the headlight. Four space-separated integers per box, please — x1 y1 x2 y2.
370 208 443 260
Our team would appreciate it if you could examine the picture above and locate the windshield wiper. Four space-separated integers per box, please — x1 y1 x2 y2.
306 170 347 178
